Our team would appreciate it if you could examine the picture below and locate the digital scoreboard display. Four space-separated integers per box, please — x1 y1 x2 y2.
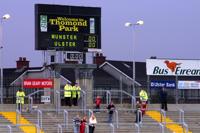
35 4 101 51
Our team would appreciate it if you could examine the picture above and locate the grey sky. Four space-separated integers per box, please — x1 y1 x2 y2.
1 0 200 68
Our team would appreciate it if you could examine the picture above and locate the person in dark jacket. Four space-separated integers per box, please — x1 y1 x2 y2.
107 101 115 123
159 87 168 111
73 114 81 133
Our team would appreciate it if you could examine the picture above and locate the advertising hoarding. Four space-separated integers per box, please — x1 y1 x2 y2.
23 79 54 88
150 80 176 89
178 81 200 89
146 59 200 76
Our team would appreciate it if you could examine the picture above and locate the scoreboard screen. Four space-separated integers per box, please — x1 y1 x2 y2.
35 4 101 51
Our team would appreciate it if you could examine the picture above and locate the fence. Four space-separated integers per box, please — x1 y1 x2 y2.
27 89 136 113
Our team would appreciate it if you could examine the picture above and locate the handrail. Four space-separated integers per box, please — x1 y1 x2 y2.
135 123 140 133
57 124 63 133
7 125 12 133
28 96 33 112
81 90 87 113
56 90 60 114
110 90 136 109
60 89 87 113
183 122 188 133
160 109 166 125
88 109 93 118
27 89 54 97
159 123 165 133
110 123 115 133
63 110 68 129
122 90 136 109
136 110 142 124
28 89 87 113
35 124 40 133
37 109 42 129
114 109 119 128
106 90 111 105
16 109 21 125
179 109 185 124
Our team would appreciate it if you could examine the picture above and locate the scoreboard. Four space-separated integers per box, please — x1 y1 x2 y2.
35 4 101 51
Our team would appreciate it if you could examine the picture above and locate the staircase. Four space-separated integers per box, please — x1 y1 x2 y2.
0 104 199 132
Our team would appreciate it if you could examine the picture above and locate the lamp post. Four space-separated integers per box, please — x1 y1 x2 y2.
125 20 144 98
0 14 10 104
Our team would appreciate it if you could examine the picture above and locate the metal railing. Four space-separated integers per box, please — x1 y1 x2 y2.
160 109 166 125
114 109 119 128
159 123 165 133
183 122 188 133
87 90 111 105
37 109 42 129
27 89 136 114
179 109 185 124
0 125 12 133
135 123 140 133
110 123 115 133
59 89 87 112
56 90 60 113
16 109 21 125
110 90 136 109
63 110 68 129
28 89 87 113
57 124 63 133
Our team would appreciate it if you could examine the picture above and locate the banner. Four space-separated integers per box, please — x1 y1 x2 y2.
146 59 200 76
178 81 200 89
150 80 176 89
23 79 53 88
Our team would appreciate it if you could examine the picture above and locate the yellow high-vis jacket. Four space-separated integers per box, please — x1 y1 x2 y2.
139 90 148 101
16 91 25 104
64 84 72 97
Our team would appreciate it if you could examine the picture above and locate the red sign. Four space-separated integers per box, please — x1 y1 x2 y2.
23 79 54 88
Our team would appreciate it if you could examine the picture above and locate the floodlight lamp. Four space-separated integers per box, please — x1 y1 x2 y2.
2 14 10 20
125 22 132 27
136 20 144 25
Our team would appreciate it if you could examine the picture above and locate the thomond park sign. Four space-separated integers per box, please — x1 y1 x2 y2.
146 59 200 76
35 4 101 52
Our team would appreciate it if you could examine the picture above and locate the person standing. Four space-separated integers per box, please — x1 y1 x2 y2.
73 114 81 133
107 101 115 123
95 96 101 112
64 82 72 106
16 88 25 112
89 113 97 133
80 116 87 133
160 87 168 111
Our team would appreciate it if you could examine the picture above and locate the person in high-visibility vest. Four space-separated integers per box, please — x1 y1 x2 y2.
139 89 148 102
75 83 81 99
139 89 148 116
71 83 77 106
75 82 81 106
64 82 72 106
16 88 25 111
72 82 81 106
